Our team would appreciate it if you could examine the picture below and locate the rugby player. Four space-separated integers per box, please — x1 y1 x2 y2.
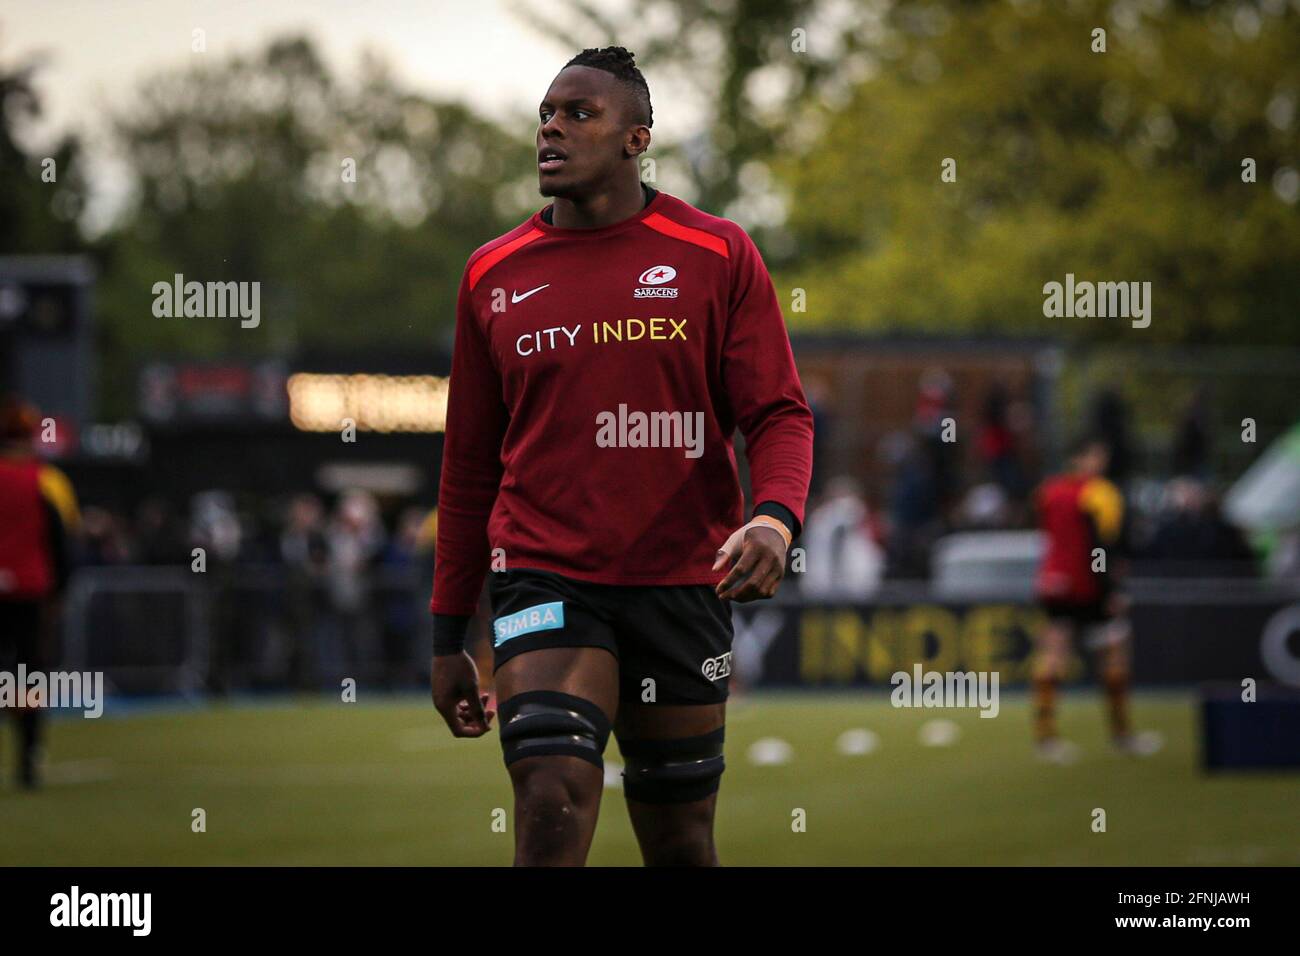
1032 434 1158 763
0 397 80 788
428 47 813 865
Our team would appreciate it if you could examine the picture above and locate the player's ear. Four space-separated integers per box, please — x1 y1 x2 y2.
625 125 651 159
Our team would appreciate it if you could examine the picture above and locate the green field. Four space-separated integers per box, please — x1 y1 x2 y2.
1 692 1296 866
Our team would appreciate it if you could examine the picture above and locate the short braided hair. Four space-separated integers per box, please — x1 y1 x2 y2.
563 45 653 128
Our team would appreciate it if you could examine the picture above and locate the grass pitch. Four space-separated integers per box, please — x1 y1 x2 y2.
1 691 1296 866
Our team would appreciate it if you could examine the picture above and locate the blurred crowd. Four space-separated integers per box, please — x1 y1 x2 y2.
58 375 1273 690
76 489 436 693
797 376 1261 599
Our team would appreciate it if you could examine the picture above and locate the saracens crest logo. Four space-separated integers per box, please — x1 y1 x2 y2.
634 265 679 299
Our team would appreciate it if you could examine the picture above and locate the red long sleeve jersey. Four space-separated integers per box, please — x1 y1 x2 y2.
429 191 814 616
1034 473 1124 604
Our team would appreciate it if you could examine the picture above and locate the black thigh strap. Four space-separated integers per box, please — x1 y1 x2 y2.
620 727 726 804
498 690 611 768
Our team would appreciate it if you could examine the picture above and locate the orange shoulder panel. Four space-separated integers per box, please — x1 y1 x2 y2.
641 212 730 259
468 228 545 290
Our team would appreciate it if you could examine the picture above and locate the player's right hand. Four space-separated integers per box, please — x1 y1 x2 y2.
431 652 496 737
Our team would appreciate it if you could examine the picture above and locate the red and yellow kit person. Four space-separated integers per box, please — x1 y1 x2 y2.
0 397 80 788
1031 435 1157 762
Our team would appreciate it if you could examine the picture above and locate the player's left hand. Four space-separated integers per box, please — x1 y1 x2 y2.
713 523 787 602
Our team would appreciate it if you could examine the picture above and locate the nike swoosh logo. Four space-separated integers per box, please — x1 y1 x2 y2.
511 284 550 304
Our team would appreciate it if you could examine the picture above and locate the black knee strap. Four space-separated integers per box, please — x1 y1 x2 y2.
620 727 726 804
498 691 611 769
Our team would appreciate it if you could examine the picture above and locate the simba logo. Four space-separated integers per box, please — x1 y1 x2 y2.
494 601 564 646
50 886 151 936
635 264 678 298
701 652 732 681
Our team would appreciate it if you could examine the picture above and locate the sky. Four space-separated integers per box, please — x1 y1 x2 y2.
1 0 701 228
4 0 585 138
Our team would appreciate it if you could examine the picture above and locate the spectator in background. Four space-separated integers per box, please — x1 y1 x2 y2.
135 497 187 565
1172 386 1213 481
279 494 328 689
1146 478 1254 578
882 429 943 579
190 491 243 564
873 368 963 579
80 507 132 565
1091 389 1133 488
956 482 1011 530
914 367 959 512
191 490 246 693
323 490 384 687
799 476 884 599
977 384 1027 500
379 507 428 688
803 372 835 499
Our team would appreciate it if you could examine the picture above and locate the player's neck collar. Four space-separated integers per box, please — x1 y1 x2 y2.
541 183 658 226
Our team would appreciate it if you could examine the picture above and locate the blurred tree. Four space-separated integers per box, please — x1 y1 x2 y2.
0 44 88 254
9 2 1298 430
510 0 884 247
774 0 1300 346
93 36 535 414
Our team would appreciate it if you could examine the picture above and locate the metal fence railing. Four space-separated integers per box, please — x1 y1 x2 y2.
55 564 1300 696
60 564 434 697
